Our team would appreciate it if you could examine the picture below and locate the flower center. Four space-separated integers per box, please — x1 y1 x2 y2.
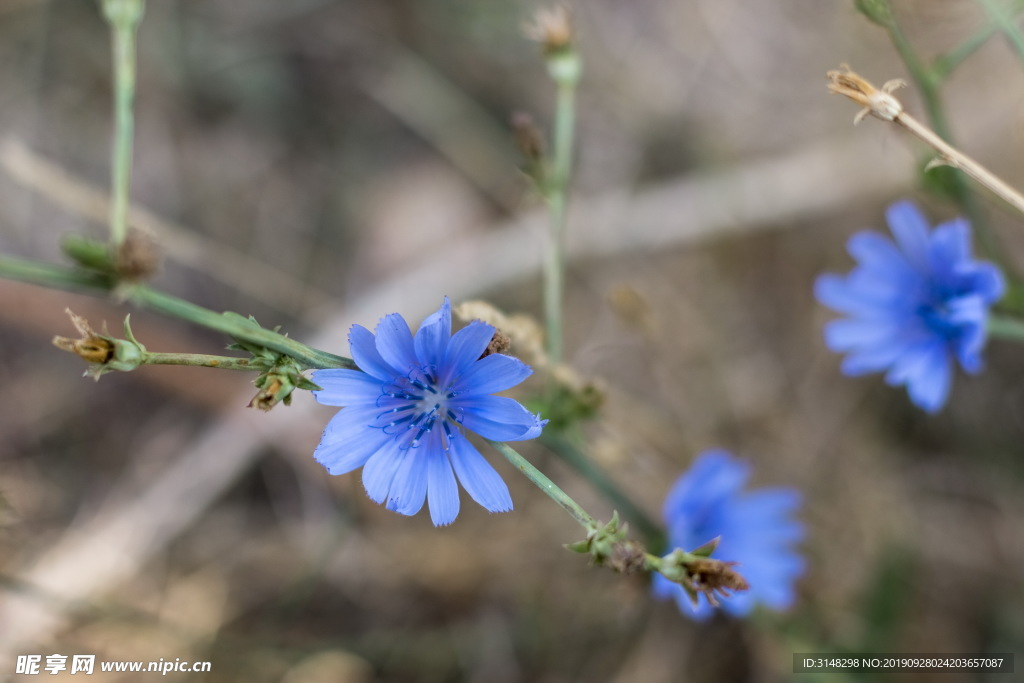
376 367 460 449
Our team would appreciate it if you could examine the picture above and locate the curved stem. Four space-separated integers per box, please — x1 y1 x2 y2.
487 439 597 530
540 432 663 547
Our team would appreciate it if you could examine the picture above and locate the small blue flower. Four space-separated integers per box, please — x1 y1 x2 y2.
311 298 546 526
653 450 804 619
816 201 1004 413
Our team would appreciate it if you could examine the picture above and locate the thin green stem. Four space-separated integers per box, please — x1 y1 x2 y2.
543 50 580 367
977 0 1024 64
988 313 1024 342
0 254 113 291
141 352 259 370
487 439 597 530
540 432 663 547
102 0 145 248
933 23 997 80
0 254 355 370
883 5 998 256
127 286 354 370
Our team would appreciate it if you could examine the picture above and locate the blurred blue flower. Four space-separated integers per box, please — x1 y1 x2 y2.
653 450 804 619
815 201 1004 413
312 298 546 526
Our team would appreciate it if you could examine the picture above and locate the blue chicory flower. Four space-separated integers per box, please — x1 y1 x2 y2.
653 450 804 619
311 298 546 526
815 200 1004 413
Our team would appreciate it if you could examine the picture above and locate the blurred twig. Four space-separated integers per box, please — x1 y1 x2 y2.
358 49 520 212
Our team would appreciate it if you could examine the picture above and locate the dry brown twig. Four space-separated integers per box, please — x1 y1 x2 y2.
826 65 1024 216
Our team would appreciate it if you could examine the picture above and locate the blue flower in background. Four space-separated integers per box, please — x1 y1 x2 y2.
815 201 1004 413
312 298 546 526
653 450 804 619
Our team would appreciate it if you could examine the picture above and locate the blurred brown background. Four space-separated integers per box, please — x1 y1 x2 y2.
1 1 1024 681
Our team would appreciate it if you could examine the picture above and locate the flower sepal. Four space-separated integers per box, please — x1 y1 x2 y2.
249 358 321 411
566 512 647 574
53 309 146 379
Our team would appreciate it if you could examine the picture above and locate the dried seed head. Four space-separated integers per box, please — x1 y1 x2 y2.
686 558 749 606
115 229 161 281
524 5 573 53
479 329 513 359
52 309 114 365
826 65 905 123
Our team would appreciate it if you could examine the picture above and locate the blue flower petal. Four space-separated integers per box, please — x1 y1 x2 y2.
362 443 405 504
315 404 384 448
928 219 969 281
375 313 418 375
311 368 386 406
386 444 430 516
847 231 914 277
454 395 545 441
969 263 1006 302
886 200 932 273
314 423 391 475
452 353 533 396
905 345 951 413
441 321 496 385
348 325 397 381
662 449 747 521
426 437 460 526
414 297 452 373
448 435 513 513
823 318 902 353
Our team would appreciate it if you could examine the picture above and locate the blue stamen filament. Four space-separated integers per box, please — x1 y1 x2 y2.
368 367 464 448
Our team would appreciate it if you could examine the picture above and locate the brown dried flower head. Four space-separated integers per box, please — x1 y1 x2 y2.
115 228 161 281
826 64 906 125
524 5 573 53
685 558 749 607
52 309 114 365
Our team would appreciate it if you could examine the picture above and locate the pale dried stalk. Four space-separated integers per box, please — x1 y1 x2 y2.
827 65 1024 217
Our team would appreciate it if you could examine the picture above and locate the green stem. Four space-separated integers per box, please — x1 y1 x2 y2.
0 254 355 370
101 0 145 248
0 254 113 291
933 23 998 80
976 0 1024 63
988 313 1024 342
487 439 597 530
540 432 664 547
141 352 259 370
883 5 1000 256
127 285 354 370
543 49 580 367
